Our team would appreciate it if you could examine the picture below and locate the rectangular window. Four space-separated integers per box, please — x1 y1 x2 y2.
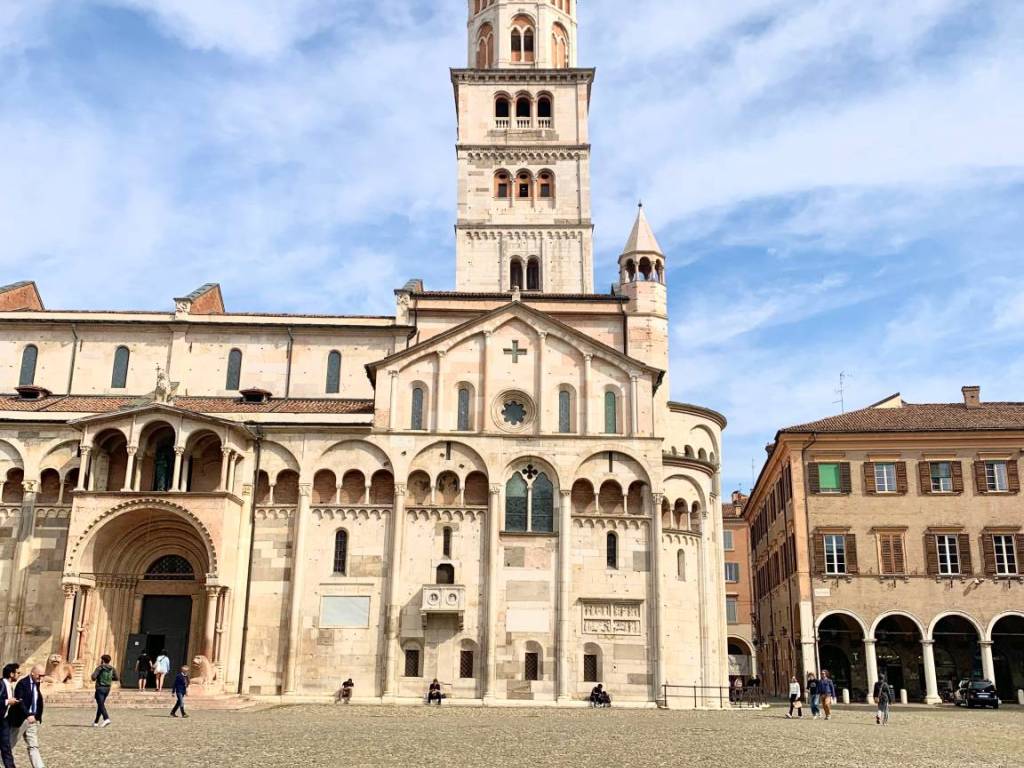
726 597 738 624
875 463 897 493
524 652 539 681
724 562 740 583
878 534 906 575
936 534 960 575
583 654 598 683
986 462 1009 492
993 535 1018 576
818 463 841 493
459 650 475 679
497 182 509 198
403 649 421 678
931 462 953 492
824 534 846 575
723 530 734 551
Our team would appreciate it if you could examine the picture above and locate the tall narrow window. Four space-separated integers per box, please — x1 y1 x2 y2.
19 345 38 387
333 530 348 575
558 390 571 434
505 473 528 531
442 526 453 558
411 387 425 430
404 648 421 678
495 171 511 198
526 258 540 290
538 172 553 199
824 534 846 575
677 549 686 580
604 391 618 434
583 654 598 683
606 532 618 569
510 260 524 289
874 463 897 493
523 28 534 61
326 350 342 394
226 348 242 390
517 171 532 199
930 462 953 492
986 461 1009 492
457 387 471 431
532 473 554 533
936 534 960 575
524 652 539 681
460 651 475 679
993 535 1018 575
726 597 738 624
111 346 130 389
511 29 522 62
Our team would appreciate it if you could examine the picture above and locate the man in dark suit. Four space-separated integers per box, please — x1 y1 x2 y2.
8 664 45 768
1 662 20 768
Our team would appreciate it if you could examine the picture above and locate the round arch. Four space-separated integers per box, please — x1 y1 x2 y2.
986 611 1024 642
574 448 652 487
318 439 394 478
927 611 984 641
815 609 869 637
409 441 489 487
869 610 927 640
727 636 754 656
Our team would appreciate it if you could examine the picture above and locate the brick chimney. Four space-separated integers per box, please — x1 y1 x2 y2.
962 386 981 409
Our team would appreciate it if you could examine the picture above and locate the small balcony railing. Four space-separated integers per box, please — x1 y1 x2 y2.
537 117 552 129
515 117 532 129
495 118 510 129
420 584 466 628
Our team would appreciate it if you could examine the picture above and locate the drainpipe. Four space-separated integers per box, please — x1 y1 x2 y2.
66 324 79 394
236 428 263 694
801 434 820 676
284 327 294 398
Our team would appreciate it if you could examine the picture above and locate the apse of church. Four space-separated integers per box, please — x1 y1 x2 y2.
0 1 728 707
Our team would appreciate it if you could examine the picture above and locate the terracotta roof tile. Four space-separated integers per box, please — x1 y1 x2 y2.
782 402 1024 434
0 394 374 416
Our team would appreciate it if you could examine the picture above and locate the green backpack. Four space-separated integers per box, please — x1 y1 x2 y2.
97 666 114 687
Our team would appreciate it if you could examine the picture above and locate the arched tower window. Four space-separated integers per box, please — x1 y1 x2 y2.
476 23 494 69
226 348 242 390
538 95 552 121
558 389 572 434
677 549 686 580
606 532 618 569
505 473 528 531
19 345 38 387
526 258 540 290
326 350 342 394
538 171 554 199
604 391 618 434
495 97 511 129
457 386 471 431
333 529 348 575
111 346 130 389
411 386 425 430
516 171 533 199
552 23 569 68
515 95 532 128
495 170 511 198
510 259 524 290
511 16 535 64
532 472 554 532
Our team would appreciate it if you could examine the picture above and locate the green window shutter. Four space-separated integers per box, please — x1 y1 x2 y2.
818 463 840 492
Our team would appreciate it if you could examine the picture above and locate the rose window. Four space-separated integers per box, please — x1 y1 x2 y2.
502 400 527 426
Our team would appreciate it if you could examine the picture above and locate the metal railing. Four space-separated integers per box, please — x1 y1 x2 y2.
661 684 767 709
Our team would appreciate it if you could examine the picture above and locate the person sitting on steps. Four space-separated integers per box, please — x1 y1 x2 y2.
427 679 443 706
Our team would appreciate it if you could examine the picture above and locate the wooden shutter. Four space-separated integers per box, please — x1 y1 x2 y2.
917 462 931 495
974 461 987 494
1016 535 1024 573
958 533 973 576
892 536 906 574
1008 461 1021 494
863 462 877 495
925 534 939 576
951 461 964 494
982 534 997 576
839 463 852 494
807 463 820 494
895 462 908 495
813 534 826 575
845 535 859 575
879 535 894 574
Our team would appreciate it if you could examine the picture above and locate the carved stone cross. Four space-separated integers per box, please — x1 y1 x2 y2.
504 340 528 363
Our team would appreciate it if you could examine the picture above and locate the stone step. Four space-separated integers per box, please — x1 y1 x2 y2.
46 690 258 710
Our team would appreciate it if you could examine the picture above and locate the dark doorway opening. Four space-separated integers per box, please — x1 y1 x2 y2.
123 596 192 689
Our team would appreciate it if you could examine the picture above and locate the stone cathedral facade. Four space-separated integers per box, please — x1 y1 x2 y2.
0 1 728 705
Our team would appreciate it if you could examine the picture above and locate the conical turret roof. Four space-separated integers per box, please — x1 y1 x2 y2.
622 204 663 255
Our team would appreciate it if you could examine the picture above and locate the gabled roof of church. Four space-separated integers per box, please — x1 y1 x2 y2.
365 300 665 386
622 206 664 256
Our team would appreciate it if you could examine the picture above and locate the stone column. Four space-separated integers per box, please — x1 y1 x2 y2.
123 447 138 492
388 370 399 431
73 586 92 662
434 350 446 432
171 447 184 492
214 589 227 662
629 375 640 436
284 484 311 694
218 448 231 492
56 477 66 505
78 446 93 490
480 332 492 434
483 484 501 702
980 640 995 683
922 640 940 704
557 488 573 702
864 638 879 703
58 584 78 659
383 483 407 699
226 453 238 494
204 586 221 659
335 484 343 505
536 332 547 434
582 353 592 435
649 491 665 701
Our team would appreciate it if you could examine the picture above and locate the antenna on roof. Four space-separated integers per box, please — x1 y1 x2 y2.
833 371 851 414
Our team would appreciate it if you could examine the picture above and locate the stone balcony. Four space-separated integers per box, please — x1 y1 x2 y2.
420 584 466 629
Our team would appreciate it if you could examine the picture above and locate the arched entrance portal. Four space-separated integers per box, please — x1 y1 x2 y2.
874 615 924 701
818 614 866 701
727 638 755 685
66 504 225 689
990 615 1024 700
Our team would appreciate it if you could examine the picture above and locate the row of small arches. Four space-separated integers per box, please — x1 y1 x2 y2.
494 169 555 200
475 20 570 69
622 257 665 284
495 93 553 122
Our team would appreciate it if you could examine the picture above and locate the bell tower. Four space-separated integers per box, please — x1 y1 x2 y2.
453 0 594 294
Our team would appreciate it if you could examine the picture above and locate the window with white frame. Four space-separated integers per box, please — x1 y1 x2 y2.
723 530 734 550
724 562 740 583
824 534 846 575
936 534 960 575
875 463 897 493
986 461 1009 492
930 462 953 492
993 535 1018 576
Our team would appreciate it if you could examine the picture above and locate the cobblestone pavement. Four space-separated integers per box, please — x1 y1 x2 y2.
34 703 1024 768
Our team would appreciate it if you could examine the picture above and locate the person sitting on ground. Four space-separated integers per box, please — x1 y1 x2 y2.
427 679 443 706
598 688 612 708
589 684 604 707
339 678 354 704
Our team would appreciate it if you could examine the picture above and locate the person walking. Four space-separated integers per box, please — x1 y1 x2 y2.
818 670 836 721
873 675 894 725
1 663 20 768
90 654 118 727
786 676 803 719
135 652 152 692
8 664 46 768
806 674 820 719
170 667 189 718
154 651 171 693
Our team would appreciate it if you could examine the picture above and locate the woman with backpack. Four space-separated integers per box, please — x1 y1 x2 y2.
90 654 118 727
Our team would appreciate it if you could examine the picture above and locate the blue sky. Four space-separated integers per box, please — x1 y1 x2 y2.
2 0 1023 493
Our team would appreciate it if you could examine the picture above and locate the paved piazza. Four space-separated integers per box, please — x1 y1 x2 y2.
34 704 1024 767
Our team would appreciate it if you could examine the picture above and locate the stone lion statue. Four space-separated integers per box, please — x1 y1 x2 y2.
43 654 74 685
191 655 218 685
